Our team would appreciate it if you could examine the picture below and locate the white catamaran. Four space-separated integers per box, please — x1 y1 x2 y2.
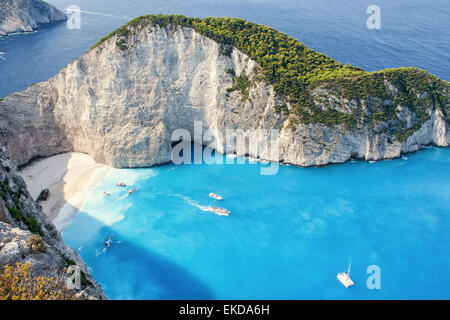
337 263 354 288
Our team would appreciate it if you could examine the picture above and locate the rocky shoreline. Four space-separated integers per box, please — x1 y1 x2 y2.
0 147 106 299
0 0 66 36
0 15 448 300
0 19 448 169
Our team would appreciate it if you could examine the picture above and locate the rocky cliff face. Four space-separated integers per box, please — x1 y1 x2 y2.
0 0 66 36
0 21 448 168
0 147 106 299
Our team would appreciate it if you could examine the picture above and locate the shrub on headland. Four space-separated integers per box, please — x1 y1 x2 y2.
0 262 76 300
27 234 47 253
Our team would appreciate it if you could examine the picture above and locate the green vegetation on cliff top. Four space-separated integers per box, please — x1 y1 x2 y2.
91 15 448 138
92 15 366 86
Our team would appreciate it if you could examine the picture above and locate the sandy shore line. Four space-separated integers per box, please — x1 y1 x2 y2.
19 152 110 231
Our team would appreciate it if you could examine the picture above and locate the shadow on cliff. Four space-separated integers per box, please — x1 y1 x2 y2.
62 210 215 300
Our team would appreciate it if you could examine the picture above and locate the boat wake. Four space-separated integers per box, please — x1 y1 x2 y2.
169 193 213 212
117 193 130 201
116 189 137 201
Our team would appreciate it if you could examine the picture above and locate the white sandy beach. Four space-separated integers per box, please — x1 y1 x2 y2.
19 152 110 231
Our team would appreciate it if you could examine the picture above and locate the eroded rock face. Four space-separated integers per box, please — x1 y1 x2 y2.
0 147 106 299
0 83 72 167
0 0 66 36
0 24 448 168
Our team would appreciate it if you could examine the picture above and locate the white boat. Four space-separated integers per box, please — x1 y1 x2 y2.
212 206 230 216
104 234 114 248
402 156 408 160
209 192 223 200
337 263 354 288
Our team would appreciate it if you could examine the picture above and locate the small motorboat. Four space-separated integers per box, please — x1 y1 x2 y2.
209 192 223 200
117 182 126 187
128 188 137 195
104 192 111 196
36 189 50 201
337 263 354 288
104 234 114 247
212 206 230 216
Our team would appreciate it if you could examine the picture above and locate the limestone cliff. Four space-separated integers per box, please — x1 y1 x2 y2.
0 147 106 299
0 0 66 36
0 15 448 168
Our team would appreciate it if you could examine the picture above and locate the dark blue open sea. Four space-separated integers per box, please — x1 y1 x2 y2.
1 0 449 299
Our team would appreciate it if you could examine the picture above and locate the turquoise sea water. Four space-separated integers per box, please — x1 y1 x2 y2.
63 148 450 299
1 0 449 299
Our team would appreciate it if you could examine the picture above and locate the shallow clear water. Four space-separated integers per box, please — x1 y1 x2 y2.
63 148 450 299
1 0 449 299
